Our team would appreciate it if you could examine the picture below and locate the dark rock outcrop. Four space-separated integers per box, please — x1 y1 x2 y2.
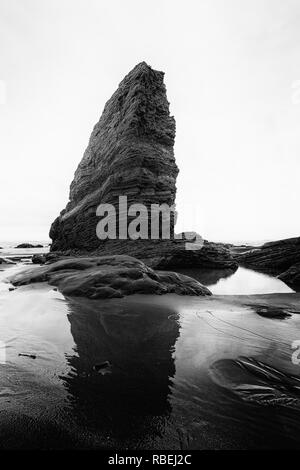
10 255 211 298
49 62 237 271
32 254 47 264
234 237 300 275
32 252 68 265
141 239 238 270
249 304 292 319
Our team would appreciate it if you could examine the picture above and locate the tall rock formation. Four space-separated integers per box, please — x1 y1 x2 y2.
50 62 238 271
50 62 178 252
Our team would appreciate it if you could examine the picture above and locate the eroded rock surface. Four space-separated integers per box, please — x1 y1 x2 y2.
10 255 211 298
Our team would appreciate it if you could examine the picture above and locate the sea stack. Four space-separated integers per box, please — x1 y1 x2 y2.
50 62 237 271
50 62 178 252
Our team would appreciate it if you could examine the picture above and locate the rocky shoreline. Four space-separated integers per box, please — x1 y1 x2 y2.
233 237 300 290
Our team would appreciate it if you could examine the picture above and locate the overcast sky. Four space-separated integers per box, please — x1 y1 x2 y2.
1 0 300 243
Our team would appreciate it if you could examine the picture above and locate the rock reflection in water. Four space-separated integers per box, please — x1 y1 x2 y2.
63 297 180 445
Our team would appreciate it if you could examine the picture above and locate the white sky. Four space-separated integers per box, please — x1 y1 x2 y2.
0 0 300 243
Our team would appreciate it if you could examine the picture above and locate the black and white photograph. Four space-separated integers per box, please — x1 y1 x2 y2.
1 0 300 458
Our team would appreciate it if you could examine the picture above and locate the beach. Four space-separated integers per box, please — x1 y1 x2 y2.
1 246 300 449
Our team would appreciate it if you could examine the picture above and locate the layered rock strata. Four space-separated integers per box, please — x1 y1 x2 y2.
50 62 178 252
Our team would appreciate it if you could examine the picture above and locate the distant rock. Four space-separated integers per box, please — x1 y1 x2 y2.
15 244 34 248
10 255 212 298
15 243 44 249
49 62 237 271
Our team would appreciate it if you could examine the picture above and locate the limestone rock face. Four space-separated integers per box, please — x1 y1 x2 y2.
50 62 178 252
10 255 212 298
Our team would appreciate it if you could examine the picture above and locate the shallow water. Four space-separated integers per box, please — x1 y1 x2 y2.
0 265 300 449
176 266 295 295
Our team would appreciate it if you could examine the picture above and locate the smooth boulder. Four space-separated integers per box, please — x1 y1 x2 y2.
9 255 212 299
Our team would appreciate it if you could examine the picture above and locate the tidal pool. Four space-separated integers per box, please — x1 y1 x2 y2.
175 266 295 295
